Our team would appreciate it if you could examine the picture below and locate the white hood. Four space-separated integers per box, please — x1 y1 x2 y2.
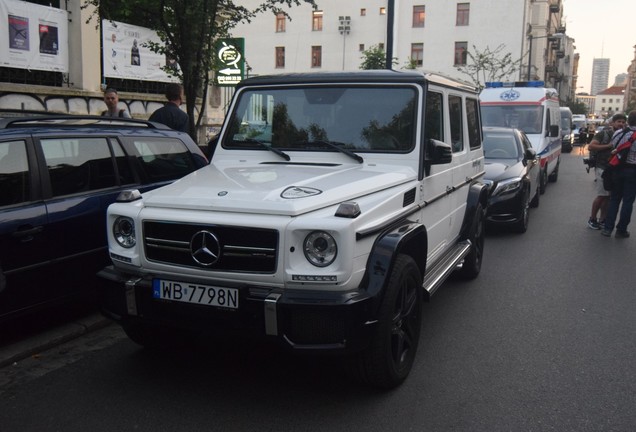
141 161 416 216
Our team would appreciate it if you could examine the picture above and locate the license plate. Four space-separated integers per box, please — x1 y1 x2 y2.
152 279 239 309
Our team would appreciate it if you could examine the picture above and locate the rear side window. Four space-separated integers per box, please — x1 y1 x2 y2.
0 140 30 206
466 97 481 149
41 138 128 197
424 91 444 142
449 95 463 152
133 138 198 182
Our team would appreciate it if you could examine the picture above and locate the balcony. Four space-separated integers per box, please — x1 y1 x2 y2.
549 4 560 13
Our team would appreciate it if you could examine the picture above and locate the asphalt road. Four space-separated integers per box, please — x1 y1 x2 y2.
1 148 635 431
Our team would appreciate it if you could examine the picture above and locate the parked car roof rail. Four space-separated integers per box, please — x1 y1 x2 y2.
0 115 170 130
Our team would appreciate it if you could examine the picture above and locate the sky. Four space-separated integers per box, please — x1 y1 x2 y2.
562 0 634 93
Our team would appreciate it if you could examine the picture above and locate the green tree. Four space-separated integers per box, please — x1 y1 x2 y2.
568 100 588 116
455 44 521 91
359 45 397 70
83 0 316 141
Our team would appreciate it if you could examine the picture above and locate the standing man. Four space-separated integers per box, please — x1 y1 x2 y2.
601 111 636 238
587 114 626 229
102 88 131 118
149 83 189 133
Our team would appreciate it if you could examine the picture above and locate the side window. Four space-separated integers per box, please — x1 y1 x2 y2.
466 97 481 149
0 140 30 206
424 91 443 142
133 138 198 182
449 95 464 152
41 137 119 196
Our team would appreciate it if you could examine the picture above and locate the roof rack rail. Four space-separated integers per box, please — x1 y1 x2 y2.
0 115 170 130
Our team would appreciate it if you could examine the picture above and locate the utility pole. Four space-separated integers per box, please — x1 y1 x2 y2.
385 0 394 69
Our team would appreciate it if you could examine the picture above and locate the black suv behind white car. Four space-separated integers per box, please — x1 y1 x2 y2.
0 116 207 322
98 71 489 388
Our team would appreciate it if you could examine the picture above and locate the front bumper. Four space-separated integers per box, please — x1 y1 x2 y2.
97 266 377 353
486 191 524 225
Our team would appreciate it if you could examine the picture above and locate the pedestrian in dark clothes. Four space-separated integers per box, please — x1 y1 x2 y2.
149 83 189 133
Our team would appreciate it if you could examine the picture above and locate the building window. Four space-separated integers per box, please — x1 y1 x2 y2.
275 47 285 68
312 11 323 31
380 7 386 15
311 46 322 67
454 42 468 66
276 13 286 32
456 3 470 26
411 43 423 66
609 98 613 103
359 44 365 51
412 6 425 27
361 8 366 16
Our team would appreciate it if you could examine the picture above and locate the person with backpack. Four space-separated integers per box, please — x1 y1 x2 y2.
101 88 131 118
587 114 626 229
601 111 636 238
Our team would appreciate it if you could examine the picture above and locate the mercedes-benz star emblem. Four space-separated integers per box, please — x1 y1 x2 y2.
190 230 221 266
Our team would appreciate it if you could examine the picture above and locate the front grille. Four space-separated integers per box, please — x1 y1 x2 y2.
144 221 278 273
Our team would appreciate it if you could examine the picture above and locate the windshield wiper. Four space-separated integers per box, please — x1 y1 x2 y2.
299 140 364 164
244 138 290 161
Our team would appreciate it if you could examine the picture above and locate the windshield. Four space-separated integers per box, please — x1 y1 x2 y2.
223 86 417 153
482 105 544 134
483 131 520 159
560 116 571 131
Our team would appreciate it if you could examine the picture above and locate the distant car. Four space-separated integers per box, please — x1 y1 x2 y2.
560 107 574 153
482 127 540 233
0 115 208 322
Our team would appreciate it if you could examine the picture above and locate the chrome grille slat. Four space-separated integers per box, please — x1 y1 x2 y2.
143 221 278 273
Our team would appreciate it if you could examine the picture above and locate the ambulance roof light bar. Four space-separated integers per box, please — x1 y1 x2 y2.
485 81 545 88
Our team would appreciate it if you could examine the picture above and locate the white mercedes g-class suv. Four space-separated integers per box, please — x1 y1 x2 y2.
98 70 488 389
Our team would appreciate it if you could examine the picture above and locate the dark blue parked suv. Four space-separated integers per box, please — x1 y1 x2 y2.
0 116 207 322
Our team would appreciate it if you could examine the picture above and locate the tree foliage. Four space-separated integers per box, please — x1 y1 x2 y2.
359 45 397 70
83 0 316 141
568 100 589 116
455 44 521 91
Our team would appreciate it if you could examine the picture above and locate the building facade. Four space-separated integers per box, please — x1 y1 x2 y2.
594 86 625 119
232 0 575 101
590 58 610 96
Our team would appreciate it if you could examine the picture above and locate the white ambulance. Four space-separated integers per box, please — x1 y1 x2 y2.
480 81 561 194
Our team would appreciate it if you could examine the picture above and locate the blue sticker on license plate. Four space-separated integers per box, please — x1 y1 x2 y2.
153 279 239 309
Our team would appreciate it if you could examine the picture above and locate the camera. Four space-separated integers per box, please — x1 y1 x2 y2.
583 157 596 173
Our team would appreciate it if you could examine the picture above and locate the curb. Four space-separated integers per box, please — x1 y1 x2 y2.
0 313 112 368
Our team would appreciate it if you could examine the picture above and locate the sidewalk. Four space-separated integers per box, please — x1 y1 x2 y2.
0 313 111 368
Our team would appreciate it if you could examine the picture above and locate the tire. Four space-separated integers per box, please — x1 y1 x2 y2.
512 191 530 234
539 168 548 194
548 158 560 182
457 203 485 280
529 185 540 208
351 254 423 389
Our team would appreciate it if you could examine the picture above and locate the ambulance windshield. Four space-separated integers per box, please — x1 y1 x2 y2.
482 105 544 135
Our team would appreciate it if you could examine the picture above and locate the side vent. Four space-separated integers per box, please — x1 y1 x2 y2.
403 188 416 207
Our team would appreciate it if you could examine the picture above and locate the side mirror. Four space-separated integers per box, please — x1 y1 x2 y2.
525 148 537 160
427 139 452 165
549 125 559 137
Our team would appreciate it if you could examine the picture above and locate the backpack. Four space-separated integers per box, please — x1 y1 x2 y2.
602 129 636 191
608 128 636 167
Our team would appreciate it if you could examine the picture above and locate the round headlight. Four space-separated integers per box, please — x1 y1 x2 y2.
113 216 136 248
303 231 337 267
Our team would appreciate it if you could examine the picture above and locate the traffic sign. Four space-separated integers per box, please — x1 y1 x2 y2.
215 38 244 87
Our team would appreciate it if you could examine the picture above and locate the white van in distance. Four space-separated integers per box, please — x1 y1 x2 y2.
480 81 561 194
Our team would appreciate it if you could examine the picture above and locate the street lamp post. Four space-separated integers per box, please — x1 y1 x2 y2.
338 16 351 71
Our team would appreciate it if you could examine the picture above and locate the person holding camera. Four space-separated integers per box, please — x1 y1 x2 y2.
587 113 627 229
